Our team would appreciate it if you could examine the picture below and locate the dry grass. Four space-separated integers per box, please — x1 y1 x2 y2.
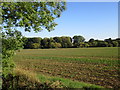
14 66 40 84
13 66 43 89
13 66 65 89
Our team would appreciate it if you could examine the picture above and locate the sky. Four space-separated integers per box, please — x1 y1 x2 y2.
21 2 118 41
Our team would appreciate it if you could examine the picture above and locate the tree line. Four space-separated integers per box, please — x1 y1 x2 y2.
22 35 120 49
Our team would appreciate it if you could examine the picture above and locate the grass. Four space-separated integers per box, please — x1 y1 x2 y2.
22 56 118 66
37 74 103 88
13 66 103 89
13 47 120 88
16 47 118 58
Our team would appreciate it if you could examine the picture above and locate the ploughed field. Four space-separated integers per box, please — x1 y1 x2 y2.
13 47 120 88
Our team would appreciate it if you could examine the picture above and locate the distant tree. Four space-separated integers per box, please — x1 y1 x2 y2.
89 38 94 42
32 37 42 44
55 43 62 48
53 37 62 43
104 42 109 47
66 37 73 48
104 38 112 44
49 42 56 48
84 42 90 48
23 38 32 49
41 38 50 48
112 41 119 47
116 38 120 47
97 41 108 47
49 42 61 48
88 38 98 47
79 42 85 48
92 41 98 47
73 35 85 48
48 38 55 48
108 43 113 47
61 36 72 48
24 37 42 49
31 43 40 49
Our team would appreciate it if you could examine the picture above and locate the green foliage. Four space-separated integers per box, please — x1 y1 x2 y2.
23 36 120 49
1 2 66 88
41 38 49 48
112 41 119 47
2 2 66 32
79 42 85 48
73 35 85 48
104 38 112 44
84 42 90 47
97 41 108 47
88 38 98 47
60 36 72 48
40 36 72 48
108 43 113 47
54 43 62 48
24 37 42 49
1 2 66 66
49 42 62 48
2 30 23 77
53 37 62 43
89 38 94 42
116 40 120 47
31 43 40 49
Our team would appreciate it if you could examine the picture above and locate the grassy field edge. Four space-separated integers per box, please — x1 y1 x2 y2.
37 73 104 88
13 67 103 89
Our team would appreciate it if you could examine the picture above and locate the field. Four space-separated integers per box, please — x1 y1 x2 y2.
13 47 120 88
